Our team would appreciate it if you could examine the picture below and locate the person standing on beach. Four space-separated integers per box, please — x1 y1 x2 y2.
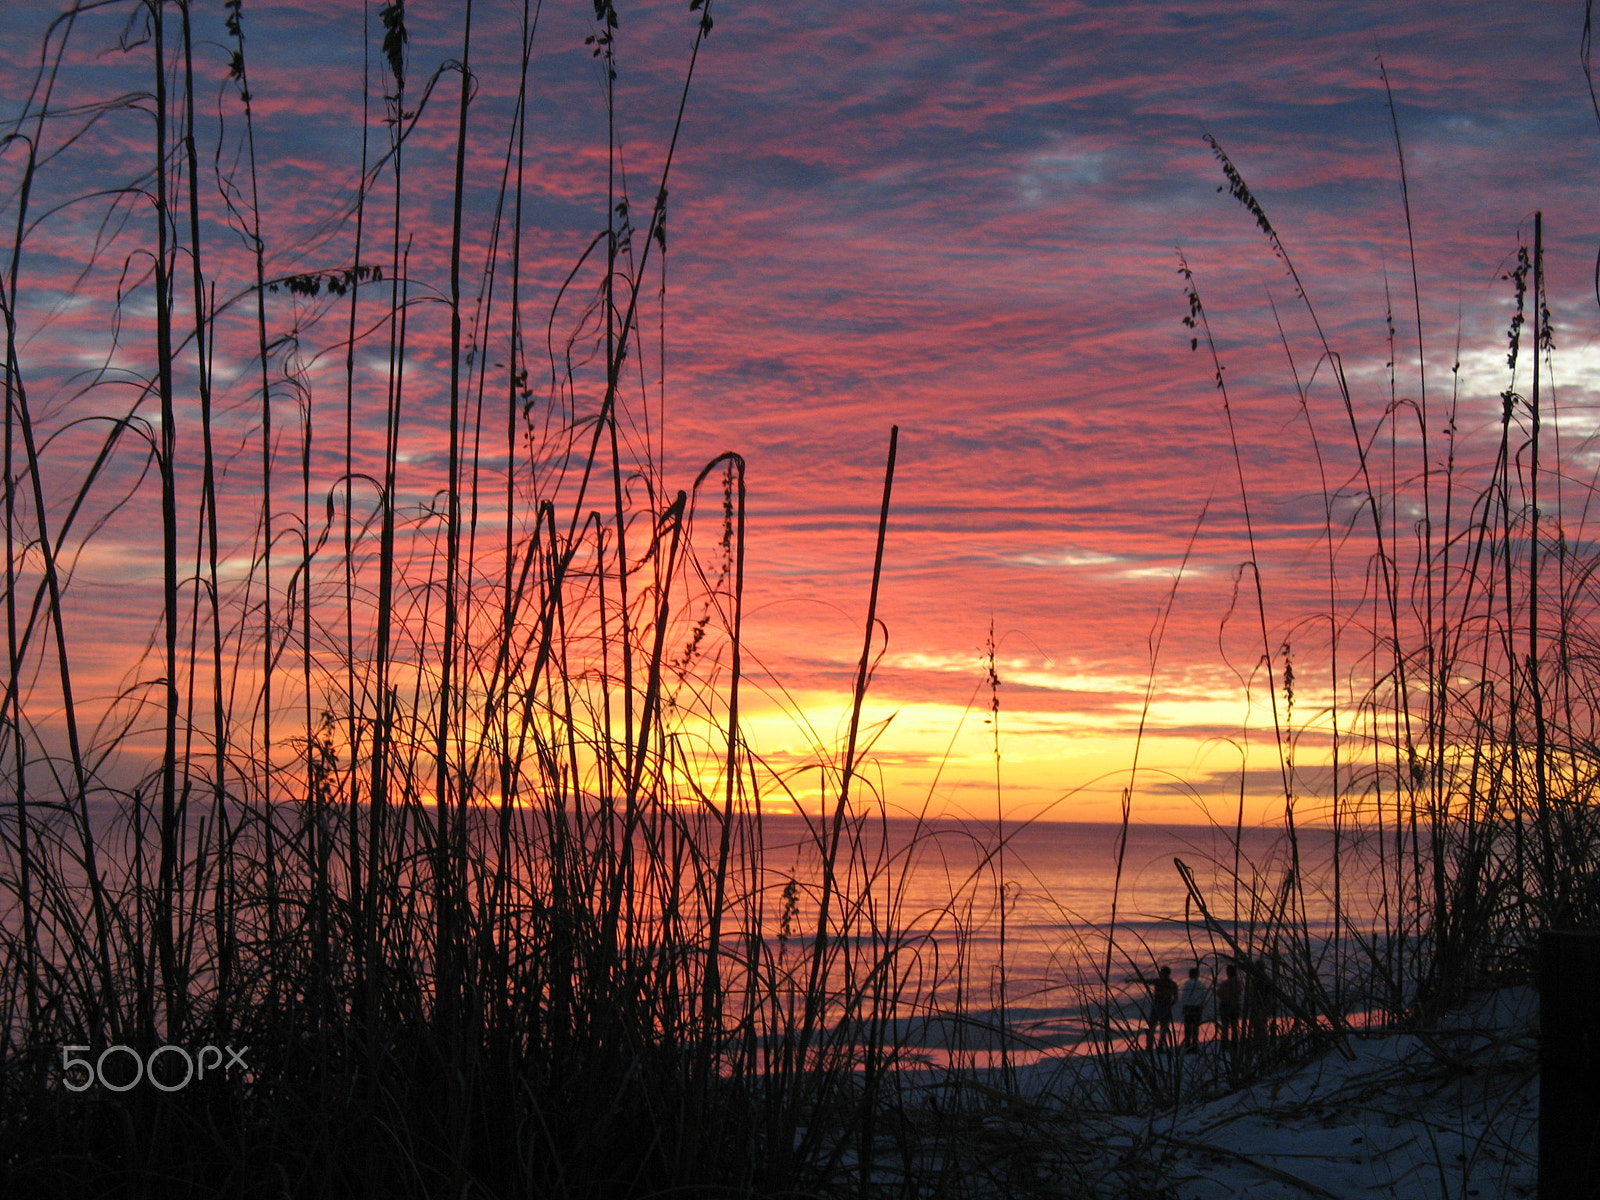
1179 966 1207 1051
1244 959 1276 1042
1215 963 1243 1045
1145 965 1178 1049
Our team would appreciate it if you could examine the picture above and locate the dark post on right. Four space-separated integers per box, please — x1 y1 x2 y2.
1541 930 1600 1199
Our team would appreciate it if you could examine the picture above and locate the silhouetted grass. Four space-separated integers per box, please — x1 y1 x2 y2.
1085 114 1600 1124
0 3 1027 1197
0 6 1588 1198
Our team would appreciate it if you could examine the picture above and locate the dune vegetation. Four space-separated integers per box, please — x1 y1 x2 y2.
0 2 1585 1198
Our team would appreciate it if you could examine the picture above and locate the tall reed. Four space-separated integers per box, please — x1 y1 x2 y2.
0 4 1008 1197
1155 113 1600 1078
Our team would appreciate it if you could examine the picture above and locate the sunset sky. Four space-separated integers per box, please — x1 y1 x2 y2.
2 0 1597 824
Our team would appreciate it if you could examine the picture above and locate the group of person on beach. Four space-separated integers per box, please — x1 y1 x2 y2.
1139 960 1256 1051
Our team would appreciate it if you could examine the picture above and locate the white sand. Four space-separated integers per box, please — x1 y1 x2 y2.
1003 986 1538 1198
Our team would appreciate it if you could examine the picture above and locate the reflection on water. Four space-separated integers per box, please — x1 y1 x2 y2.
754 816 1390 1056
27 801 1393 1062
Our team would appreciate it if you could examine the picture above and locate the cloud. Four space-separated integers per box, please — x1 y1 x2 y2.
0 0 1594 817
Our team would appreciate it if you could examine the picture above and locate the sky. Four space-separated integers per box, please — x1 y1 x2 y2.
2 0 1598 824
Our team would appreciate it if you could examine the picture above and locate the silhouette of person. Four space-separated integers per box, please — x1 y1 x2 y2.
1179 966 1208 1051
1145 965 1178 1049
1215 962 1243 1045
1243 958 1276 1042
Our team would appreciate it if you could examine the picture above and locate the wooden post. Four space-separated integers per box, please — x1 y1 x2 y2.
1541 930 1600 1198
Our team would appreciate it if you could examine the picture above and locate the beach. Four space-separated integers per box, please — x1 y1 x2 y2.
810 987 1537 1198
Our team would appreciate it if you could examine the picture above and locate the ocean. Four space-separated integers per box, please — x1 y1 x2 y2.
753 815 1381 1059
22 800 1385 1062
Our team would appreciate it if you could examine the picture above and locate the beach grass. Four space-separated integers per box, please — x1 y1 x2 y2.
0 4 1586 1198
